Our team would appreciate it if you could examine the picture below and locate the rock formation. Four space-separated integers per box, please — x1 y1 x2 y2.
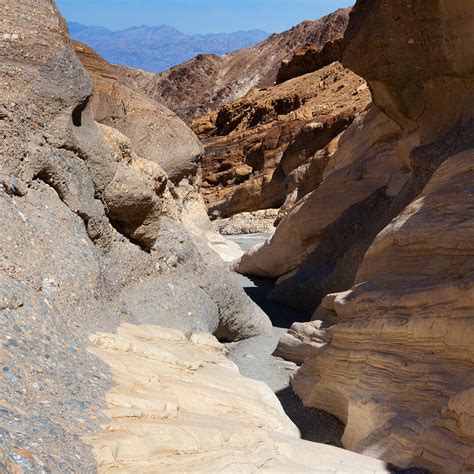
121 8 351 122
74 41 203 183
0 2 271 471
86 323 390 473
195 62 370 219
238 106 414 313
239 1 474 471
276 39 343 85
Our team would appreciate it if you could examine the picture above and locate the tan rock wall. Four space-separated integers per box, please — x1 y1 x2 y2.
293 150 474 471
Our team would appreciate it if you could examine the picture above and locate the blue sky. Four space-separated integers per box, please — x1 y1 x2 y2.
56 0 353 34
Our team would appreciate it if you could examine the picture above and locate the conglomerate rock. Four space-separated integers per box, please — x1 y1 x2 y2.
241 1 474 471
86 323 390 473
0 2 271 471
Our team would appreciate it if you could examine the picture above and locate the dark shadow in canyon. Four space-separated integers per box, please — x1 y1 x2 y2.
241 275 309 329
387 465 431 474
276 386 344 446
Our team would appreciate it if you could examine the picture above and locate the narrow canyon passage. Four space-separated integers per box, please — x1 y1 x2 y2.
224 234 345 447
2 0 473 472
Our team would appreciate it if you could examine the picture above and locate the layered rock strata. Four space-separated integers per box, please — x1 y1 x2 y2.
86 323 390 473
196 62 370 219
293 150 474 472
243 1 474 471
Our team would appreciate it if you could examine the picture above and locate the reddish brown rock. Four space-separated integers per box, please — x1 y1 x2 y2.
195 62 370 219
124 9 351 123
276 39 344 85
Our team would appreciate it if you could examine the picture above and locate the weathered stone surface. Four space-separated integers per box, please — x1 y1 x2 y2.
273 320 333 365
196 62 370 219
74 41 203 183
124 8 351 122
276 38 344 85
293 150 474 472
86 323 390 473
0 3 272 472
265 1 474 471
341 0 474 146
237 107 415 314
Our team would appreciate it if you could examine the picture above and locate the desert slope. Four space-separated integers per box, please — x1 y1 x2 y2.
123 8 351 122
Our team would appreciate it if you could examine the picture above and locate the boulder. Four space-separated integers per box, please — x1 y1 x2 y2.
74 41 203 183
238 107 416 313
273 320 333 365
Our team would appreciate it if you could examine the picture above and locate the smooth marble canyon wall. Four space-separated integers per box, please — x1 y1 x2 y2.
246 1 474 471
0 2 271 471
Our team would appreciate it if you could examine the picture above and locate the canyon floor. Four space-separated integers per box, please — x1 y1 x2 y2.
224 234 345 447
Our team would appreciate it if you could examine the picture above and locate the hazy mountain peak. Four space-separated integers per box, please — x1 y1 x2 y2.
68 22 269 72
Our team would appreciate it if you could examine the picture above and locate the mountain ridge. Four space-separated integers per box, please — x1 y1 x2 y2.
68 21 269 72
124 8 352 122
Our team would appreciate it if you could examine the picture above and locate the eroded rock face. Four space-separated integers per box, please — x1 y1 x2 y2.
238 107 416 313
342 0 474 146
196 62 370 220
260 1 474 471
74 41 203 183
0 3 271 471
123 8 351 123
86 323 390 473
293 150 474 471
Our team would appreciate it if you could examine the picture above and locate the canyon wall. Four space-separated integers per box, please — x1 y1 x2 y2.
241 1 474 471
0 2 271 471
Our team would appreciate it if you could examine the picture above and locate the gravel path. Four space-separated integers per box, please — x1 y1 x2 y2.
224 234 344 446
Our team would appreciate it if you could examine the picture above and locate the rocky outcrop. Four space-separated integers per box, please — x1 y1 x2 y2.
0 2 272 472
74 41 203 183
276 40 343 85
238 106 414 313
122 8 351 122
243 1 474 471
273 320 332 366
196 62 370 219
86 323 390 473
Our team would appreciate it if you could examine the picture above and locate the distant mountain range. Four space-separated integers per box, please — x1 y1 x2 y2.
69 22 269 72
